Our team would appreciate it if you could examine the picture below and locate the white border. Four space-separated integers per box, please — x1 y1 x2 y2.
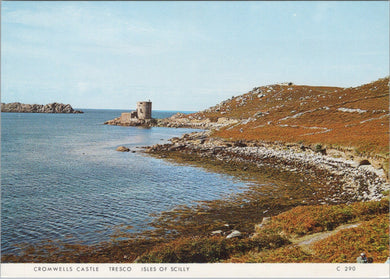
1 263 389 278
1 2 389 279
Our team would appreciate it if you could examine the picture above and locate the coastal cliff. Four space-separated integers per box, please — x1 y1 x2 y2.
1 102 83 113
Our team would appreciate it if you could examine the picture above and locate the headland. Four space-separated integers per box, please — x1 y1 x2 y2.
1 102 83 113
108 77 390 202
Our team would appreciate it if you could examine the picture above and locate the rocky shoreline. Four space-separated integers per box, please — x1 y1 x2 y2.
104 112 234 129
105 105 389 203
1 102 83 113
104 118 157 127
144 131 389 202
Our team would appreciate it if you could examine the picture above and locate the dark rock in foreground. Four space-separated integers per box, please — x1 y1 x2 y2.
1 102 83 113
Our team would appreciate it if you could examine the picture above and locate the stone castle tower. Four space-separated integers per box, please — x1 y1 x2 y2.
136 101 152 120
115 100 152 123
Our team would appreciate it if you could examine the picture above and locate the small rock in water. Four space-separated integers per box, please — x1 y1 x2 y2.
226 230 241 239
116 146 130 152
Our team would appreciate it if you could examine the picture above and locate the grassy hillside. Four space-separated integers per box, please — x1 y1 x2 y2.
187 77 389 157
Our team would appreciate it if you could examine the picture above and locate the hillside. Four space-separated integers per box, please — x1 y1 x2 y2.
179 77 389 158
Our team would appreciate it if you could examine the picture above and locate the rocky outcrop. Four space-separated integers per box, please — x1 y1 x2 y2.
116 146 130 152
156 113 239 129
144 131 389 202
104 117 157 127
104 111 238 129
1 102 83 113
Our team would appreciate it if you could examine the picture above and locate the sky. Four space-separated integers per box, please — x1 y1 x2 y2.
1 1 389 111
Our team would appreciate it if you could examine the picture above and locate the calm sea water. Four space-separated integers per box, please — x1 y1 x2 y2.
1 109 250 254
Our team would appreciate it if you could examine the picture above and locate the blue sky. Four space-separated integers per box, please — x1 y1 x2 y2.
1 1 389 110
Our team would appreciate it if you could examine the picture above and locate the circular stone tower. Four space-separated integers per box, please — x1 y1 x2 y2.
136 101 152 120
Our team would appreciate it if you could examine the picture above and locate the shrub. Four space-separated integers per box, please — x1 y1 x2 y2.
314 144 323 152
257 199 389 237
228 245 317 263
137 235 290 263
311 214 389 263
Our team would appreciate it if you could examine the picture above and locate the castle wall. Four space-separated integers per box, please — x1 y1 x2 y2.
137 101 152 120
120 112 132 123
120 111 138 122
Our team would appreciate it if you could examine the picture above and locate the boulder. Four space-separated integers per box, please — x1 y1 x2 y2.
226 230 242 239
234 140 247 147
116 146 130 152
358 160 371 166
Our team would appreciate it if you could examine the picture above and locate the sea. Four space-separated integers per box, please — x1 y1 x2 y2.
1 109 251 255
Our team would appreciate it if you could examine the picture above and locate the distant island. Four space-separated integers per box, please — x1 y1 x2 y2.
1 102 83 113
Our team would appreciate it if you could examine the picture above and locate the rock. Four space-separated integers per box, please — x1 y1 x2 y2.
358 160 371 166
116 146 130 152
234 140 247 147
1 102 83 113
143 130 390 202
211 230 223 236
106 117 157 128
226 230 241 239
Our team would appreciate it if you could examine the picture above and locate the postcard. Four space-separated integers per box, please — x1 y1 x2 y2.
1 1 389 278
